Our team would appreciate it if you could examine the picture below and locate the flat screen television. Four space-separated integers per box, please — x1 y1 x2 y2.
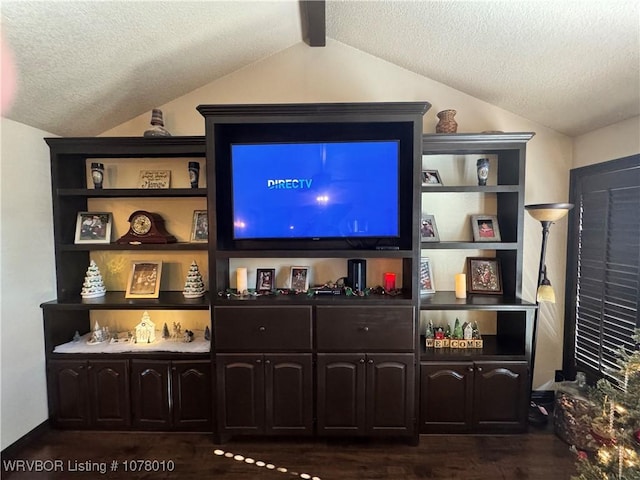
214 122 415 251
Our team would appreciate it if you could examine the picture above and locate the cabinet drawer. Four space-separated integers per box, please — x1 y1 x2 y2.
316 306 414 351
214 306 312 351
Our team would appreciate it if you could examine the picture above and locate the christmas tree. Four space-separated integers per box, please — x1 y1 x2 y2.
81 260 106 298
572 329 640 480
183 261 205 298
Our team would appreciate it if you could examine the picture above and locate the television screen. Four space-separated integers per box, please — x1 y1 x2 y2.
231 141 399 241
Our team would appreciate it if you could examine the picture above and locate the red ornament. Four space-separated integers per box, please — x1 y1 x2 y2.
634 429 640 445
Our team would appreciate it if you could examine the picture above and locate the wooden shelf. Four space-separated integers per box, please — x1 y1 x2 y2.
58 188 207 197
41 292 210 310
420 241 518 250
419 335 526 360
419 291 536 311
58 242 208 252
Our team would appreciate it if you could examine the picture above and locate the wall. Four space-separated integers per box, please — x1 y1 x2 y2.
0 118 56 449
573 116 640 168
106 40 574 389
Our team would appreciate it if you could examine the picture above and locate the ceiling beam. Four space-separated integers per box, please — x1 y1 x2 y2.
300 0 326 47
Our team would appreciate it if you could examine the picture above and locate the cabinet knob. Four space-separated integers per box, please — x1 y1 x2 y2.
468 366 474 372
477 367 483 372
258 326 266 332
361 326 369 332
368 359 374 364
256 359 262 364
359 358 365 364
87 365 92 370
172 367 177 371
265 359 271 365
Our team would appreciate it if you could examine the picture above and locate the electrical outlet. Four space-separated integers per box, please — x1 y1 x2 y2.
554 370 564 382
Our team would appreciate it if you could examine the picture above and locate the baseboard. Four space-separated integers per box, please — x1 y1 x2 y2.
1 420 50 465
532 390 555 406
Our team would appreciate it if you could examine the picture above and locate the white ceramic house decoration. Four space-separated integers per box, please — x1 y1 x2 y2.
135 311 156 344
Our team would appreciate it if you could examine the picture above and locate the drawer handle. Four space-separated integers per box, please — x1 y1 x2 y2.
258 326 266 332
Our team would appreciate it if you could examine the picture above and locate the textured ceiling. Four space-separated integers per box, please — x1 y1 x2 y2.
1 0 639 138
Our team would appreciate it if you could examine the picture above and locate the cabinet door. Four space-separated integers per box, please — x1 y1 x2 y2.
472 361 528 432
420 362 473 433
48 360 89 428
171 360 212 431
216 354 264 435
88 360 130 428
317 353 366 435
366 354 415 435
131 360 171 430
265 353 313 435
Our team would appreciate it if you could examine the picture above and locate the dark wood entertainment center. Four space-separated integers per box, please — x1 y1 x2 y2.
41 103 536 444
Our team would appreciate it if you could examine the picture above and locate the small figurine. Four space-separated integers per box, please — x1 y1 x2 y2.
183 329 194 343
204 326 211 341
162 322 170 339
453 318 463 339
73 330 81 342
463 322 473 340
135 311 156 344
171 321 182 341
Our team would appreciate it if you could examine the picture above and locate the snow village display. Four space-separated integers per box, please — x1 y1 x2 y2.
88 319 109 344
80 260 106 298
183 261 205 298
425 318 482 349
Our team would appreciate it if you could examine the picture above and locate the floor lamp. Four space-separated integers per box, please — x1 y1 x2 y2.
525 203 574 425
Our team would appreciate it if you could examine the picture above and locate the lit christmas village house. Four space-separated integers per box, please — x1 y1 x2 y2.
135 311 156 343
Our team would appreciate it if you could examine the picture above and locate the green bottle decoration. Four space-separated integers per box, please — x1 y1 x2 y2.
425 320 435 339
445 324 452 339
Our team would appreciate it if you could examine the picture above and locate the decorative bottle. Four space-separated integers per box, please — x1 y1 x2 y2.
143 109 171 137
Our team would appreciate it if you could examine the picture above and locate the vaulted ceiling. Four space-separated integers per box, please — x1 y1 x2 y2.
1 1 639 138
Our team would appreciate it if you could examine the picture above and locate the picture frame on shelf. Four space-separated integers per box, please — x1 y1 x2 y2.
466 257 503 295
125 261 163 299
256 268 276 292
190 210 208 243
420 214 440 242
421 169 443 186
289 266 310 292
471 214 501 242
419 257 436 294
74 212 113 244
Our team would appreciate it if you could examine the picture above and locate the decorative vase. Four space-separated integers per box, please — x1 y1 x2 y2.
143 109 171 137
435 109 458 133
91 162 104 189
476 158 490 186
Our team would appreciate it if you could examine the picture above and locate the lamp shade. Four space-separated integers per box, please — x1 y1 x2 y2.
525 203 574 222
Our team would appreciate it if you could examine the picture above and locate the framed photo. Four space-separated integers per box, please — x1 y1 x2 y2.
125 261 163 299
466 257 503 295
419 257 436 294
420 214 440 242
190 210 208 242
256 268 276 292
289 266 310 292
421 169 443 186
471 215 501 242
74 212 112 244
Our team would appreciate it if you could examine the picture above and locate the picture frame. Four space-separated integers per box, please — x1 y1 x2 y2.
74 212 113 244
466 257 503 295
289 266 310 292
256 268 276 292
125 261 163 299
471 215 501 242
190 210 208 243
419 257 436 294
420 214 440 242
421 169 443 186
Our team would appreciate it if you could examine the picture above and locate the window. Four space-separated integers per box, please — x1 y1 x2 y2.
564 155 640 382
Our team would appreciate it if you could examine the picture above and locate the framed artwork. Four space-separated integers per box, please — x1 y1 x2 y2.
420 214 440 242
190 210 208 242
256 268 276 292
421 169 443 186
466 257 503 295
289 266 310 292
125 261 163 299
471 215 501 242
74 212 112 244
419 257 436 294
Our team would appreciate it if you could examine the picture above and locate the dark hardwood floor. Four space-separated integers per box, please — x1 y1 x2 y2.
2 426 577 480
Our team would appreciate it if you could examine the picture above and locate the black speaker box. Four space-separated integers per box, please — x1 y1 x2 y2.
347 259 367 291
